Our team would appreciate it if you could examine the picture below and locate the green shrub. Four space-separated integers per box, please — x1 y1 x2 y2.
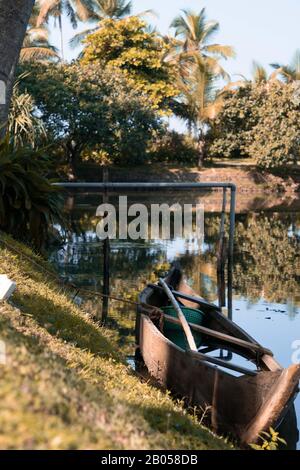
207 84 260 160
0 136 64 249
207 81 300 170
247 82 300 169
149 131 198 164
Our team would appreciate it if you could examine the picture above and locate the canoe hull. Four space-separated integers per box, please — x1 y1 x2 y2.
138 313 300 445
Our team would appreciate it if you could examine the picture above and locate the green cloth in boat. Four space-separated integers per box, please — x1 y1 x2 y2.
161 305 205 350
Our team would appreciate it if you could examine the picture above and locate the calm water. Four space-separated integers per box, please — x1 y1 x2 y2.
50 190 300 448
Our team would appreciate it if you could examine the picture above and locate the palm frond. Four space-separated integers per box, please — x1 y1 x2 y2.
136 9 157 21
69 26 98 48
270 49 300 82
116 0 132 18
171 9 195 37
252 61 268 83
69 1 155 47
203 44 235 59
65 0 78 27
37 0 59 26
0 137 64 249
291 49 300 74
201 20 220 44
72 0 95 21
8 77 46 148
20 46 59 62
91 0 132 19
22 9 59 63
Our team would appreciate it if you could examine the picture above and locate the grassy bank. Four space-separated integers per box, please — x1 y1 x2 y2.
0 233 232 450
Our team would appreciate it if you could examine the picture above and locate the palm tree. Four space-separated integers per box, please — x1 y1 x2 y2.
70 0 153 48
21 4 59 62
251 61 268 83
227 62 279 91
37 0 93 60
169 9 233 167
174 58 225 167
88 0 132 19
271 50 300 83
170 8 235 81
8 74 46 147
231 62 272 87
70 0 131 47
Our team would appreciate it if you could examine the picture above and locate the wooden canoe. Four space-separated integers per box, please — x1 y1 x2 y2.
136 267 300 446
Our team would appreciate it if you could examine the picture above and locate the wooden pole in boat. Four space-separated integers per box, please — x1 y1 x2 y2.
159 278 197 351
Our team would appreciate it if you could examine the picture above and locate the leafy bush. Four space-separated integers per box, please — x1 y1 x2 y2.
208 81 300 170
149 131 198 164
0 137 64 249
207 84 260 160
247 82 300 169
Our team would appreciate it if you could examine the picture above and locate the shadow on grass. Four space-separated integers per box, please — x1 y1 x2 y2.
13 290 116 358
126 401 226 450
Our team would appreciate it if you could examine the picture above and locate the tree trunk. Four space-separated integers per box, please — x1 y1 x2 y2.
58 14 64 61
68 148 78 181
197 137 205 168
0 0 35 137
65 140 81 180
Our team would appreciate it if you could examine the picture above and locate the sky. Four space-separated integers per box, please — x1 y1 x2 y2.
50 0 300 79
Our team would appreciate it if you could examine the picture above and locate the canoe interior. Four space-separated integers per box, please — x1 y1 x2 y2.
138 283 263 366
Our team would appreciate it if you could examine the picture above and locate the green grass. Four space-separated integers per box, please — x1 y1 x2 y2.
0 233 233 450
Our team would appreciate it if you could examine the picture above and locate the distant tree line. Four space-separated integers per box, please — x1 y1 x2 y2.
1 1 300 247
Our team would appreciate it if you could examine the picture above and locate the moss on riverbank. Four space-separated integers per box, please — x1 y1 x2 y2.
0 233 232 450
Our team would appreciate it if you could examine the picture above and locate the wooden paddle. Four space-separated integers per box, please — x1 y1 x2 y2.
159 278 197 351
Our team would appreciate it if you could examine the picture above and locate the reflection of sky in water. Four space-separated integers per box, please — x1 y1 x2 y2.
232 298 300 362
232 297 300 450
152 237 207 260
